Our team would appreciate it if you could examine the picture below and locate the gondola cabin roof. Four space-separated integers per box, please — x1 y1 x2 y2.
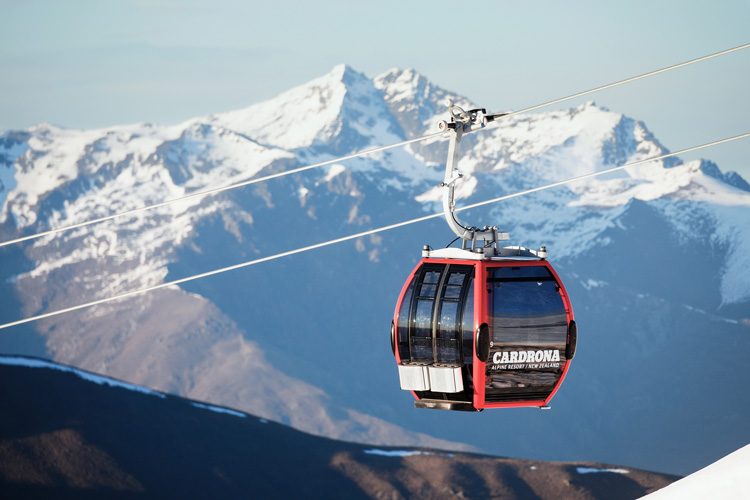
421 244 548 261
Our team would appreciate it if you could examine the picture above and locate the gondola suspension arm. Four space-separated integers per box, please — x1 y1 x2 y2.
438 100 510 251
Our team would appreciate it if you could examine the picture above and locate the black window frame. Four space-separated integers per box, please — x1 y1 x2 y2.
398 263 474 368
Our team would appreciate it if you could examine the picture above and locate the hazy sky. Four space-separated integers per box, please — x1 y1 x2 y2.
2 0 748 177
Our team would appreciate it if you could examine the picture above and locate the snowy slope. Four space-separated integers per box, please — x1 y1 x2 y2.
1 122 296 298
0 354 166 398
639 443 750 499
1 65 749 475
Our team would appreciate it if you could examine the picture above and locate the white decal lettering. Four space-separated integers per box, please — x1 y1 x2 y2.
491 350 564 368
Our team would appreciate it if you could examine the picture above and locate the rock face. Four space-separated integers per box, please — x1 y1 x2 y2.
0 64 748 475
0 357 680 500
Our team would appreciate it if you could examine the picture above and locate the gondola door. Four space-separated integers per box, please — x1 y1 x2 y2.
394 260 477 410
479 261 574 408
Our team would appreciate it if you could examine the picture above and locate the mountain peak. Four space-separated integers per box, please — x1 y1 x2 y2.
374 67 437 98
373 67 468 139
207 65 403 153
376 67 427 83
328 63 367 84
311 63 371 92
699 159 750 192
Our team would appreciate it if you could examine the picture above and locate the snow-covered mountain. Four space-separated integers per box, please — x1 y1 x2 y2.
1 64 748 475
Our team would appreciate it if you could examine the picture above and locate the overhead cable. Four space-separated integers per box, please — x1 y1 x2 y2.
503 43 750 118
1 42 747 249
1 131 746 331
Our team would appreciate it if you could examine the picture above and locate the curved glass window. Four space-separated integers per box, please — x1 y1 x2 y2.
461 281 475 365
410 268 441 362
435 268 472 366
484 265 568 402
396 278 415 362
397 264 474 367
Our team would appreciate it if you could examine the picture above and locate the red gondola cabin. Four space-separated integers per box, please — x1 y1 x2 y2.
391 248 577 411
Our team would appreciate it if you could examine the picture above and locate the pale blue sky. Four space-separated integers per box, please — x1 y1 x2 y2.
2 0 748 177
